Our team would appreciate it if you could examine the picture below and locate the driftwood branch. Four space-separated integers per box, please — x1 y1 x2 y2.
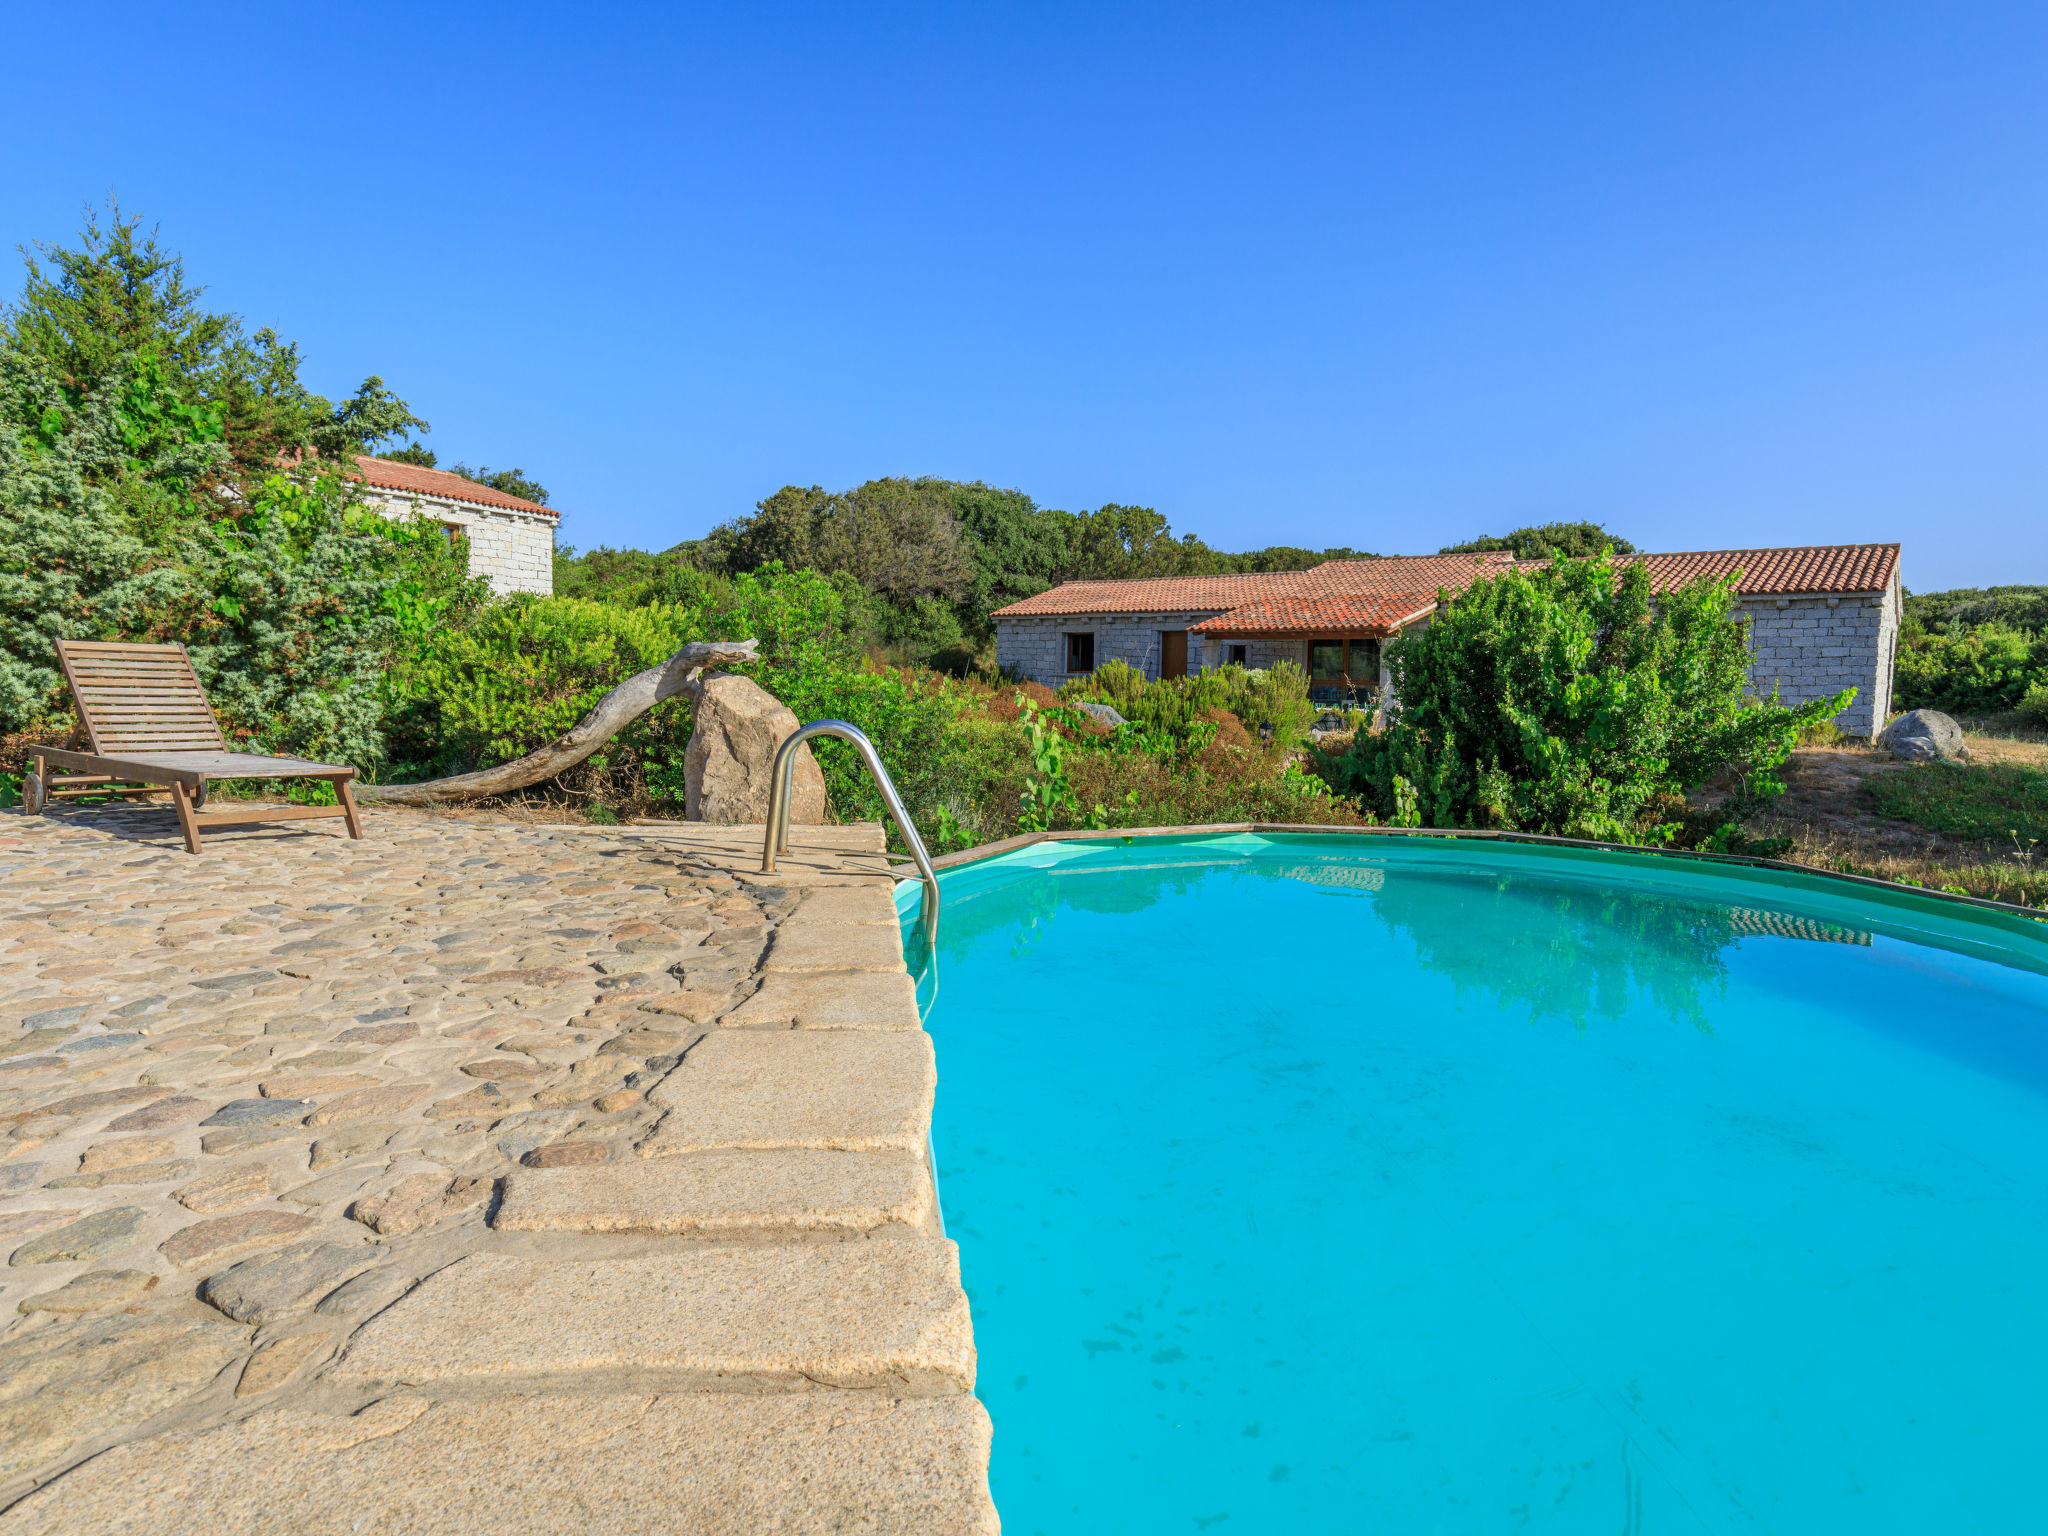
359 639 760 806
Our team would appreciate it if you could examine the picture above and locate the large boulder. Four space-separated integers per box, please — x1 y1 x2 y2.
1879 708 1969 763
684 673 827 825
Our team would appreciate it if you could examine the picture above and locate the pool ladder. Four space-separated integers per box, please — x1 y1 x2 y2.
761 719 940 951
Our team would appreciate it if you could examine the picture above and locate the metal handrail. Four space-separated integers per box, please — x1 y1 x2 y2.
761 720 939 950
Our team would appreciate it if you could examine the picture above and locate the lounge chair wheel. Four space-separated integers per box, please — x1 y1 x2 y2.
192 780 207 810
22 772 42 815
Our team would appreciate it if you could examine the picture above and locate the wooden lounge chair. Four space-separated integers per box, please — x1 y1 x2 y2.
23 640 364 854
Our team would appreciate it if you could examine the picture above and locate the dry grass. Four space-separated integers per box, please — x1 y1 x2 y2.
1744 730 2048 907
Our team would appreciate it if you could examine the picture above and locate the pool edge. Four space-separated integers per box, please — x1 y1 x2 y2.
925 822 2048 924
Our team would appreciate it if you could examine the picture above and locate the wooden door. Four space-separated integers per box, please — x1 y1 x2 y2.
1160 630 1188 679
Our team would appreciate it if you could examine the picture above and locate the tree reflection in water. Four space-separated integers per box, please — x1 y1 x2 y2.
1363 865 1737 1033
923 847 1875 1039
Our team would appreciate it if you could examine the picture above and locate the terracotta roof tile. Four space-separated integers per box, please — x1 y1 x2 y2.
1189 592 1441 637
1631 544 1899 596
352 456 559 518
1003 544 1898 637
1306 552 1533 593
990 570 1321 617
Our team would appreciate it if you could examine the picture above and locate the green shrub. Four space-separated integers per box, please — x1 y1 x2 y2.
391 596 696 777
2018 682 2048 728
384 566 973 840
1317 555 1850 842
1061 659 1315 754
1905 586 2048 633
1895 621 2047 715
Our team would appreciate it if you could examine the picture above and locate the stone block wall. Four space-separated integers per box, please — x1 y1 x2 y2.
358 488 556 596
1738 580 1898 737
1193 635 1310 673
997 613 1224 685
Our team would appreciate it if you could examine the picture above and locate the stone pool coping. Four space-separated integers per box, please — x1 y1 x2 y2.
0 804 994 1532
929 821 2048 923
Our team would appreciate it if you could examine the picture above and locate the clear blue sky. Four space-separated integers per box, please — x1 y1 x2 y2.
6 2 2044 589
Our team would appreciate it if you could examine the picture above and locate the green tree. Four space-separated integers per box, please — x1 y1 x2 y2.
7 205 427 492
9 203 229 400
702 483 820 574
1440 521 1635 561
1905 585 2048 632
0 205 452 765
555 543 692 602
451 463 549 505
948 481 1070 620
1327 555 1847 842
1062 503 1221 580
1213 545 1378 573
0 347 189 729
705 478 971 604
812 477 970 601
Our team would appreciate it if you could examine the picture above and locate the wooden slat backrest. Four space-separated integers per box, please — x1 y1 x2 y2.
53 640 227 754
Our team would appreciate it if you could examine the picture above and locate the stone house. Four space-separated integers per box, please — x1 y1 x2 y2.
993 543 1904 737
351 456 558 595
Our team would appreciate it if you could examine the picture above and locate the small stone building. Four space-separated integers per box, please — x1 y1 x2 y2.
351 456 558 595
993 544 1903 737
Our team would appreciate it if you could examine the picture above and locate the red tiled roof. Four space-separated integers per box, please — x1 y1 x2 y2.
352 456 559 518
990 570 1322 617
1000 544 1900 637
1308 552 1532 593
1632 544 1899 596
1190 592 1440 637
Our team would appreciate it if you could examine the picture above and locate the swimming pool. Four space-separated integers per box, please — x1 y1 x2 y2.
906 832 2048 1534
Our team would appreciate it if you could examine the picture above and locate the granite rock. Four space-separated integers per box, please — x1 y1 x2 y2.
200 1242 381 1327
79 1137 175 1172
334 1240 974 1392
10 1207 145 1266
640 1028 934 1156
0 1313 249 1481
494 1148 933 1236
684 673 828 825
161 1210 319 1272
235 1332 329 1397
18 1269 159 1316
174 1161 276 1214
201 1098 313 1129
1879 708 1968 763
45 1158 198 1189
722 969 920 1031
1 1392 996 1534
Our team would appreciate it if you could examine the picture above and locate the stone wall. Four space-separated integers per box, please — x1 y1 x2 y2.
997 613 1224 685
1192 634 1311 673
358 487 556 596
1737 578 1899 737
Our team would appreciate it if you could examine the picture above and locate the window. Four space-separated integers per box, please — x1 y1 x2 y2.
1310 638 1380 685
1065 632 1096 673
1227 644 1248 666
443 523 464 547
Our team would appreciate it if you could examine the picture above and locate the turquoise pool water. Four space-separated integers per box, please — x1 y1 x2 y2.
905 834 2048 1534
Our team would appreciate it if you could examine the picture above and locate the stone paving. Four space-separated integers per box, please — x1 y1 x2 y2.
0 799 992 1532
